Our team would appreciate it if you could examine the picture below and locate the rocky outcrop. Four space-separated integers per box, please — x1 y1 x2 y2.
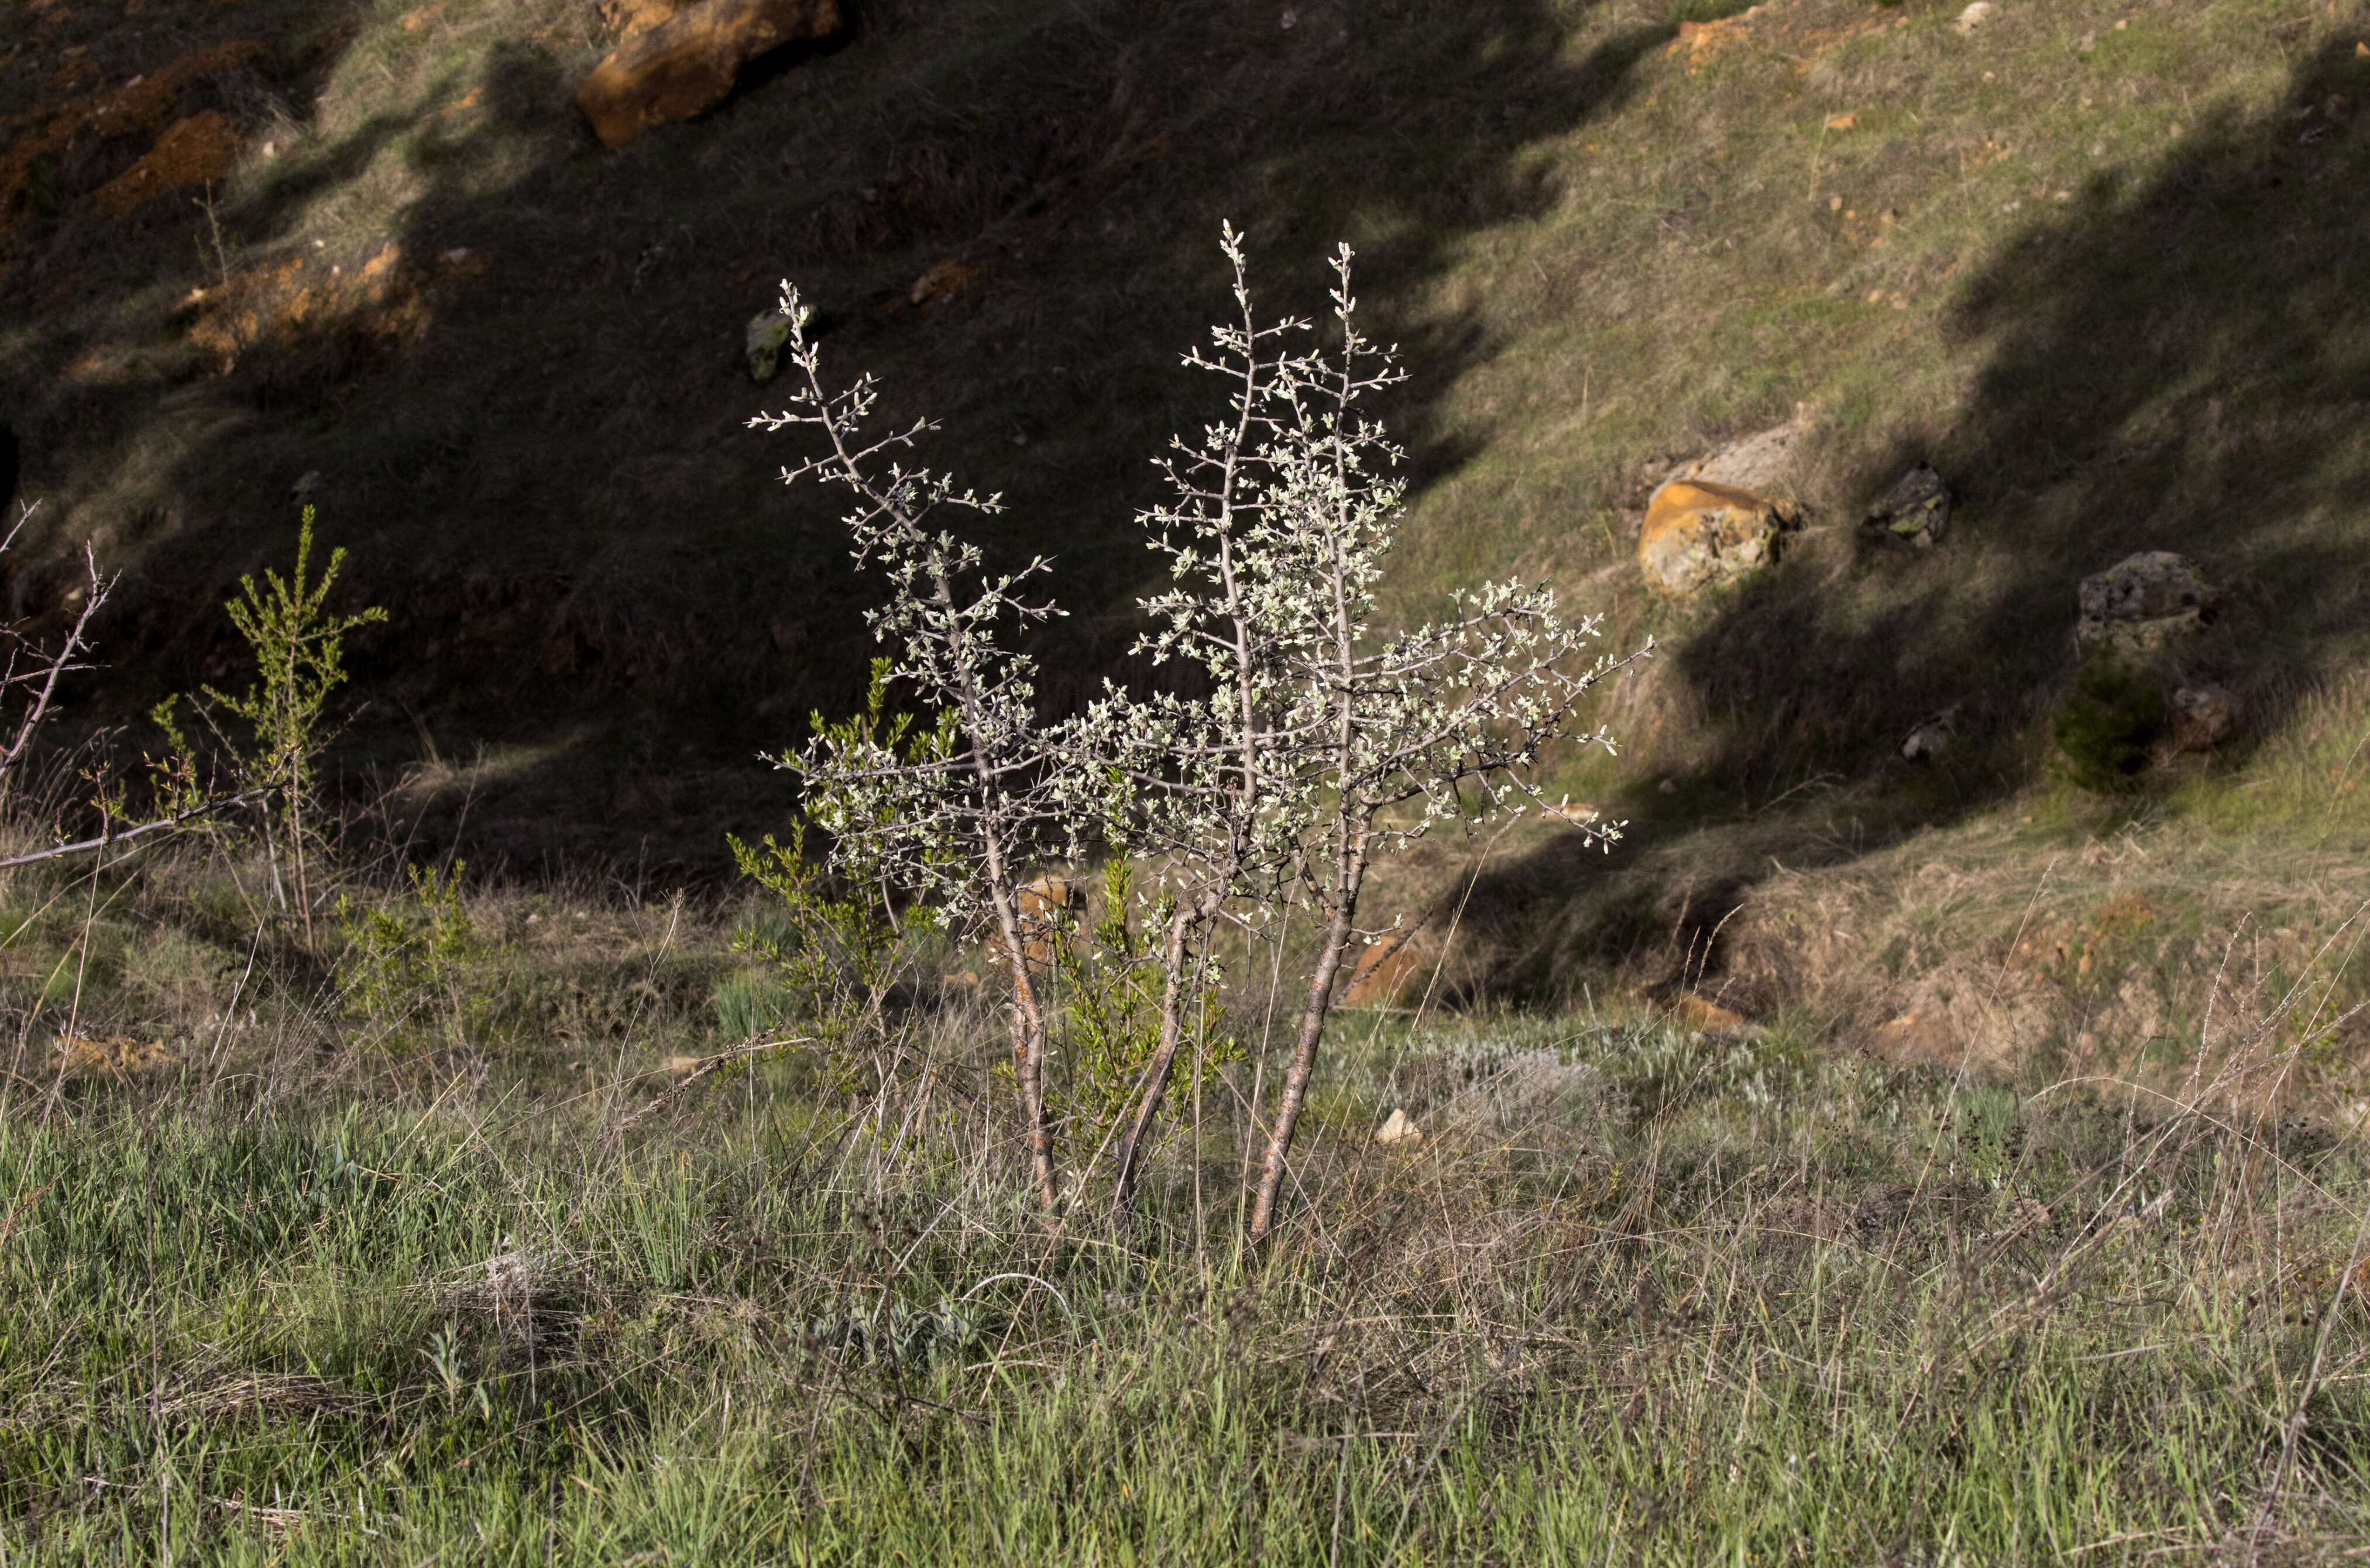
2076 551 2217 655
575 0 843 149
1637 479 1790 596
1860 463 1950 549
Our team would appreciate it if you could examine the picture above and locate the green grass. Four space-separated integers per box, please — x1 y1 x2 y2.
5 1000 2369 1563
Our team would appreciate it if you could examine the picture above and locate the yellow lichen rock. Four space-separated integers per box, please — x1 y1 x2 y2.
1637 479 1787 596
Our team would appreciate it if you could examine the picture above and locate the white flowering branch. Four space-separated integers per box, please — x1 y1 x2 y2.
749 300 1077 1209
1077 232 1650 1237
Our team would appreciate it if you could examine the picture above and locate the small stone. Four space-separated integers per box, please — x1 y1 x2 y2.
1860 463 1951 549
291 469 324 497
2168 684 2234 751
2076 551 2217 655
1953 2 1994 34
1375 1108 1422 1147
1901 706 1959 760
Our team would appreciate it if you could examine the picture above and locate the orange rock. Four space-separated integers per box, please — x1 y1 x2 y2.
1341 926 1437 1009
573 0 843 149
600 0 696 42
1672 992 1747 1031
90 110 241 216
1637 479 1786 596
908 257 976 307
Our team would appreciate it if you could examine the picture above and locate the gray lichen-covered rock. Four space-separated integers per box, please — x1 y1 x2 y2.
1860 463 1950 549
746 307 796 382
1671 412 1812 498
2076 551 2217 654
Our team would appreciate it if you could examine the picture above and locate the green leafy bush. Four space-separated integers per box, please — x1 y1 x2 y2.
334 861 496 1054
2052 659 2163 793
1050 860 1240 1158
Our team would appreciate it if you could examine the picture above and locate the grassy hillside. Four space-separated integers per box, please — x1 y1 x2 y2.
2 0 2359 861
9 3 2370 1555
6 0 2370 1067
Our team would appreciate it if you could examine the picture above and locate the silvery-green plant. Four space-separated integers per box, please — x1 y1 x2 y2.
749 322 1078 1209
1082 230 1648 1240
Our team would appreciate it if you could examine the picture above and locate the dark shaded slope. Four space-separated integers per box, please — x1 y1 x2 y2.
1 0 1671 869
1451 36 2370 1002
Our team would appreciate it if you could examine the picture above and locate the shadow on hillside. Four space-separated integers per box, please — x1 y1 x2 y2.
0 0 1679 872
1469 35 2370 1002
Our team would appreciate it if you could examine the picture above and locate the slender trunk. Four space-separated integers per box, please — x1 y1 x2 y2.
1248 855 1364 1243
1111 899 1203 1219
1248 477 1368 1245
987 886 1060 1208
937 569 1060 1211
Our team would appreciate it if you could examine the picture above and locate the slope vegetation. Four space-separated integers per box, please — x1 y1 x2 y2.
2 0 2368 1053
